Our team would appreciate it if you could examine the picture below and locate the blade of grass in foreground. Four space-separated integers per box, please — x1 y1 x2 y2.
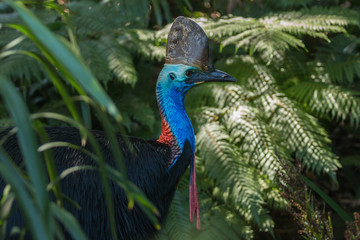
8 1 122 122
50 203 87 240
0 150 49 240
0 76 50 224
301 175 353 222
30 112 120 240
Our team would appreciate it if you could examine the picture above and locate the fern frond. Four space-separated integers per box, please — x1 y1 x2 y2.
288 81 360 127
196 122 273 230
107 47 137 86
260 177 287 210
316 35 360 85
155 189 192 240
223 106 284 179
117 93 156 132
121 29 166 62
154 173 254 240
0 54 43 84
67 2 163 86
211 84 257 108
269 95 340 180
265 0 314 9
102 37 138 86
68 1 130 36
197 205 254 240
201 7 358 62
215 54 341 179
0 26 44 84
215 55 277 95
78 39 112 83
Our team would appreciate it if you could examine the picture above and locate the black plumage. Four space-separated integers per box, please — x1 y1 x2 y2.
0 127 192 239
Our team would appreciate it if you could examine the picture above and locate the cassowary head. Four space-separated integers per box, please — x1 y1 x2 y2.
157 16 236 95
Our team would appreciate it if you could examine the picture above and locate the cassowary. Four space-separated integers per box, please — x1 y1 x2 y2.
0 16 235 239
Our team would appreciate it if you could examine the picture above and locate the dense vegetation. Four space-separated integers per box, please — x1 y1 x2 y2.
0 0 359 239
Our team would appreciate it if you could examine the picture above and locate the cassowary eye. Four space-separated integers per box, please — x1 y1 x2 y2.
185 70 193 78
169 73 176 80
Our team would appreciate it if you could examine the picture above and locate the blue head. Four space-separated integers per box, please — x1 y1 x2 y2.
158 15 236 101
156 62 235 156
156 64 235 101
156 64 196 100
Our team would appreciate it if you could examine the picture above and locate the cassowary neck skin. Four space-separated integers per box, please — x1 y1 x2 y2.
156 63 201 229
155 63 235 229
156 64 197 166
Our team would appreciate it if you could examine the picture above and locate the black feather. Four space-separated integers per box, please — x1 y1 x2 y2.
0 127 193 239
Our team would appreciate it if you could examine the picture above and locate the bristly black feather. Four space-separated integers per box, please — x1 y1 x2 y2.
0 127 193 240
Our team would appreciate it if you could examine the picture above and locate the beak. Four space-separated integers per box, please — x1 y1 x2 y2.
186 69 237 85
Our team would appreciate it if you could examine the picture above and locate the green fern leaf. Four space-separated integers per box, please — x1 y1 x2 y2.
269 95 341 180
287 81 360 127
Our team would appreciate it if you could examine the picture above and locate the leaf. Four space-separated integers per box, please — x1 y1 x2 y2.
50 203 87 240
9 1 122 122
287 81 360 127
198 7 359 62
0 149 49 240
0 76 49 217
302 176 352 222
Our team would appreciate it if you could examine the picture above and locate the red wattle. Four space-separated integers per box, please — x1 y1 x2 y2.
158 119 173 146
158 115 200 228
189 157 200 229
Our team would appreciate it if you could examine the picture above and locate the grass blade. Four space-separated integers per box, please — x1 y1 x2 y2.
301 175 353 222
0 149 49 240
50 203 87 240
8 1 122 122
0 76 49 221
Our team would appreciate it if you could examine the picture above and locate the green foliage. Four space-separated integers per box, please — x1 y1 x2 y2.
158 6 359 238
0 0 165 132
0 1 165 89
1 0 360 239
316 35 360 86
214 56 341 178
0 1 160 239
279 159 335 240
154 166 255 240
287 81 360 127
201 7 359 62
345 212 360 240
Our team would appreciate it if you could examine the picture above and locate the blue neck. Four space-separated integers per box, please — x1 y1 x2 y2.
156 75 195 168
156 64 200 227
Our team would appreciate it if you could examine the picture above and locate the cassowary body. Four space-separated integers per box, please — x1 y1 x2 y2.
1 127 192 239
0 17 235 239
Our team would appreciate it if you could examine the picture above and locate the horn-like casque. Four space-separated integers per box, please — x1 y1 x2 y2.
165 16 213 72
